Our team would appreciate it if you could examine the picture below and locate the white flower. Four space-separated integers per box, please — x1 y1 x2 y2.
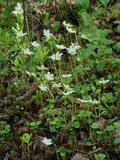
63 84 74 92
23 48 33 55
31 41 40 47
25 71 36 77
37 65 48 70
77 57 80 61
97 79 110 84
62 21 72 28
31 72 36 77
12 3 23 15
56 44 66 49
62 84 74 96
92 100 100 104
62 74 72 78
62 21 76 33
44 72 54 81
62 90 74 96
38 84 48 92
52 83 62 88
77 98 99 104
67 43 80 55
63 84 71 90
16 30 27 37
66 27 76 33
25 71 31 76
50 52 63 61
79 99 93 103
42 137 52 145
43 29 53 40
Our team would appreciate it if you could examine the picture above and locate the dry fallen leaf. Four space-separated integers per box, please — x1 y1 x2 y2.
97 118 106 129
113 129 120 138
80 131 88 140
19 126 29 132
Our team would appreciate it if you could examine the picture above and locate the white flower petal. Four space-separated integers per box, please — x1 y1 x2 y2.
97 80 110 84
52 83 62 88
62 90 74 96
62 74 72 78
23 48 33 55
42 137 52 145
77 98 99 104
62 21 72 28
44 72 54 81
56 44 66 49
16 30 27 37
38 84 48 92
67 43 80 55
43 29 53 39
31 72 36 77
12 3 23 15
37 65 48 70
50 52 63 61
25 71 31 76
66 27 76 33
31 41 40 47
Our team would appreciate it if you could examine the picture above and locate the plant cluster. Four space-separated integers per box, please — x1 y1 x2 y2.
0 0 120 159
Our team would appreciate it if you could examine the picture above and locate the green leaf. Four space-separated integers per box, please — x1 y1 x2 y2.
100 0 110 7
82 12 91 22
114 121 120 129
75 0 90 9
0 54 7 65
51 21 60 29
73 121 80 128
114 138 120 145
106 125 115 132
113 20 120 24
92 122 99 129
5 124 11 130
36 121 41 125
30 122 36 126
94 153 106 160
117 25 120 33
20 133 32 144
113 42 120 51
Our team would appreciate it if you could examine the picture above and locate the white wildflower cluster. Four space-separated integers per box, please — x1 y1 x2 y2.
50 52 63 61
67 42 80 55
63 21 76 33
43 29 53 40
77 98 99 104
42 137 52 145
12 3 23 15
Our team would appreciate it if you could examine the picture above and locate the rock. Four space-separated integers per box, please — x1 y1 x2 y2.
66 0 75 5
71 153 90 160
